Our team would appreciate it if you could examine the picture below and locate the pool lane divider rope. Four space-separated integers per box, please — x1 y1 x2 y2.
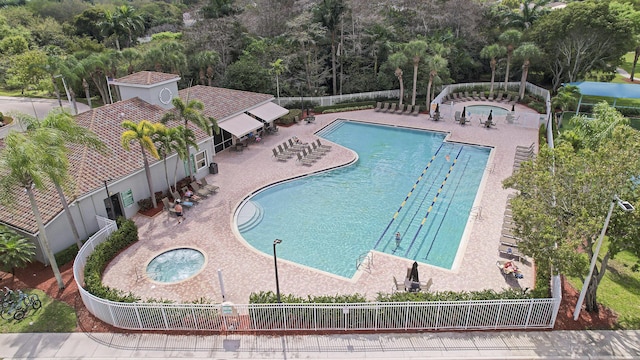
403 147 463 257
421 158 469 261
373 144 445 250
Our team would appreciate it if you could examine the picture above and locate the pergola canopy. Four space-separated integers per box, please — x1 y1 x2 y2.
219 113 264 138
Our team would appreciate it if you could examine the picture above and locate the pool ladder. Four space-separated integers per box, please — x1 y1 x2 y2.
356 252 374 272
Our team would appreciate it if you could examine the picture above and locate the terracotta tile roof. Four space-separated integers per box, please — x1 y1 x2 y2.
179 86 273 120
114 71 180 86
1 87 274 234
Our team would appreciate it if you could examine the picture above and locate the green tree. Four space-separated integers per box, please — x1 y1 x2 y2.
503 0 550 29
498 29 521 92
161 98 214 180
98 5 144 51
388 51 407 106
313 0 346 95
152 124 188 191
0 131 67 289
6 49 49 94
480 44 506 97
513 42 542 100
504 104 640 314
192 50 220 86
551 84 580 130
121 120 162 209
404 40 428 106
424 43 450 107
17 109 107 250
270 58 286 105
0 226 35 277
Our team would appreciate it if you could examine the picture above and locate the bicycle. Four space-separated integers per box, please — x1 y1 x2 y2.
16 289 41 310
0 295 27 320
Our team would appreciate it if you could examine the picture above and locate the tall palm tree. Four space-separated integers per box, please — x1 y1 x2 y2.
0 226 35 277
504 0 550 29
551 84 580 129
270 58 287 105
425 54 448 107
404 40 428 106
480 44 507 97
192 50 220 86
388 52 408 106
16 109 107 250
114 5 144 48
0 131 67 289
97 5 144 51
499 29 522 91
120 48 141 74
152 125 186 191
514 42 542 100
161 97 214 180
171 126 199 190
121 120 162 209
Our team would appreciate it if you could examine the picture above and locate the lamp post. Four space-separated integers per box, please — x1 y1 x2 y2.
573 195 634 320
54 74 75 115
273 239 283 303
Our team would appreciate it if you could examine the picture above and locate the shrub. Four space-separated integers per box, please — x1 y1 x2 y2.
277 109 302 125
315 101 377 113
55 244 80 266
321 105 374 114
137 198 153 212
83 218 140 302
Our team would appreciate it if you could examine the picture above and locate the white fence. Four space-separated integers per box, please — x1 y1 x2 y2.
277 89 400 107
73 216 561 332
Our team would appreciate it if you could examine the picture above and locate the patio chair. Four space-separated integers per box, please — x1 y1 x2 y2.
316 139 332 149
374 102 382 111
296 152 315 166
517 142 535 152
494 92 504 102
312 142 329 154
389 103 397 113
479 91 487 101
499 244 524 261
392 276 405 293
200 177 219 193
288 138 307 150
487 92 495 101
454 111 461 122
501 94 512 103
171 190 193 207
404 105 413 114
411 105 420 116
397 104 406 113
181 186 202 203
278 144 295 157
463 91 472 101
161 197 177 214
381 103 390 112
272 148 289 161
304 146 324 159
190 181 211 197
472 91 480 100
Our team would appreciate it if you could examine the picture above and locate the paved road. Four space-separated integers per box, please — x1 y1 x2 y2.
1 331 639 359
0 96 90 119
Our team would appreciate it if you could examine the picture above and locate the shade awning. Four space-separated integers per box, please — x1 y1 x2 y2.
247 102 289 122
219 113 264 138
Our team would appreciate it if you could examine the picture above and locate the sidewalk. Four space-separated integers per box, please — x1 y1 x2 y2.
1 331 639 359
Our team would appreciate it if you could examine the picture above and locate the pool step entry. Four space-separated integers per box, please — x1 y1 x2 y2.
316 119 344 138
356 251 374 271
237 201 264 232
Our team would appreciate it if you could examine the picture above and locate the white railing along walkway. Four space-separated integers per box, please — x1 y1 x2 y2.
73 216 561 332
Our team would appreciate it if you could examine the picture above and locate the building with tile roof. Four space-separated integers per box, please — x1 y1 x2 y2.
1 71 288 264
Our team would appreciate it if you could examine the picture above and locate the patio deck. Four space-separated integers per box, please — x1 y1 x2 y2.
102 101 541 303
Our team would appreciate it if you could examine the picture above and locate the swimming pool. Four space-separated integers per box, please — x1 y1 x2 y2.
238 121 490 278
466 105 509 116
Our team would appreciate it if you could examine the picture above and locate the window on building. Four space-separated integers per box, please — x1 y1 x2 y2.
194 150 207 171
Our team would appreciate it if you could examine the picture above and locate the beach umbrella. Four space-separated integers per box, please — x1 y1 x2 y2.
511 104 515 112
461 106 466 119
488 110 493 121
435 103 440 114
409 261 419 283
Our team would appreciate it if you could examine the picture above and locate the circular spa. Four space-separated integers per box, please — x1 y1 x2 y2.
465 104 509 116
146 248 205 283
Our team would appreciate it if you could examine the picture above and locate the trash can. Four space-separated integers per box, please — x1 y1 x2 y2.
209 162 218 174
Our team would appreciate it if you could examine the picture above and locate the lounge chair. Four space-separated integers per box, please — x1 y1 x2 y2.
281 143 298 156
472 91 480 100
404 105 413 114
501 94 512 103
517 142 535 151
278 144 294 157
312 142 329 154
288 138 307 150
396 104 405 113
181 186 202 203
304 115 315 123
494 92 503 102
316 139 332 149
162 197 177 214
190 181 211 197
200 178 219 193
374 102 382 111
479 92 487 101
304 147 323 159
171 190 193 207
381 103 390 112
389 103 397 113
463 91 472 101
454 111 461 122
296 152 315 166
272 148 289 161
487 92 495 101
499 244 523 260
411 105 420 116
500 235 519 247
459 116 468 125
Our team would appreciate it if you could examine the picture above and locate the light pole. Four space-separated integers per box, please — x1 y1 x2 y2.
54 74 75 115
273 239 283 303
573 195 634 320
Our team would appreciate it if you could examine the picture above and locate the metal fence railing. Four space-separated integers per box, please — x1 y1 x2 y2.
73 217 562 332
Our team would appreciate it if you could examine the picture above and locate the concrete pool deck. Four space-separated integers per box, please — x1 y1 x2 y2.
102 101 541 303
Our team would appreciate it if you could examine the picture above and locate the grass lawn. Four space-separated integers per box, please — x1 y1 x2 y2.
567 241 640 329
0 289 77 333
619 52 638 75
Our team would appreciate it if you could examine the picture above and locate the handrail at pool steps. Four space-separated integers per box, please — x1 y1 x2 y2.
355 251 373 271
315 119 344 137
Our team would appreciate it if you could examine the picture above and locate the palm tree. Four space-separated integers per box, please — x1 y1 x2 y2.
504 0 550 29
388 52 408 106
0 131 67 289
425 54 449 107
121 120 162 209
97 5 144 51
499 29 522 91
270 58 287 105
152 125 186 191
480 44 507 98
551 84 580 129
514 42 542 100
0 226 36 277
404 40 428 106
16 109 107 250
170 126 198 190
114 5 144 48
161 97 214 180
630 35 640 82
192 50 220 86
314 0 346 95
120 48 141 74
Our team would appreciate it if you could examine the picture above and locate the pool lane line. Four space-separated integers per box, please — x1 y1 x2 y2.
373 143 445 250
420 158 470 261
403 147 463 257
388 160 448 254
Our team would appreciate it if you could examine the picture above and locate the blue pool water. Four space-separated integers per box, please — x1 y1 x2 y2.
239 121 490 278
466 105 509 116
146 248 205 283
